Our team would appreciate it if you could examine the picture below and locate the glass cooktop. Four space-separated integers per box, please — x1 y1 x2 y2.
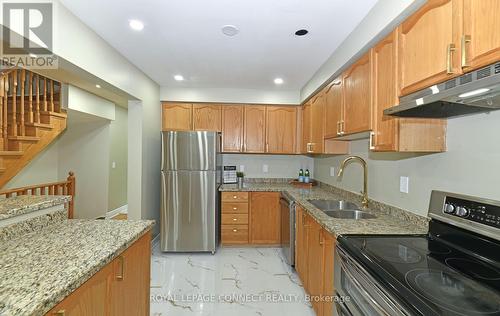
339 223 500 316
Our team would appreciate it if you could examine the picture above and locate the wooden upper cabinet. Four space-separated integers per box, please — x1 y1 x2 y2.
249 192 281 244
343 52 372 135
462 0 500 71
266 106 297 154
372 31 399 151
192 104 221 132
301 102 312 153
310 92 325 153
324 78 343 139
162 103 192 131
243 105 266 153
398 0 462 96
222 105 244 152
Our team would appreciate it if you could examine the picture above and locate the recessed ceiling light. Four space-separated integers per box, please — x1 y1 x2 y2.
95 84 101 89
458 88 490 98
222 25 239 36
274 78 284 85
295 29 309 36
174 75 184 81
129 19 144 31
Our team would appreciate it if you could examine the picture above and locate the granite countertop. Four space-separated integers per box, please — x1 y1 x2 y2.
0 219 154 316
220 183 429 237
0 195 72 220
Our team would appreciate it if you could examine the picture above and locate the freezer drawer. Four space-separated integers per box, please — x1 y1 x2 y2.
161 170 218 252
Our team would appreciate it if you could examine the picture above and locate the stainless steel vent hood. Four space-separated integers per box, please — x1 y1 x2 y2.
384 62 500 118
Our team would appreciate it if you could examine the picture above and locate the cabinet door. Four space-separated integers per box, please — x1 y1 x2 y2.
307 218 324 316
162 103 192 131
110 232 151 316
343 52 372 135
192 104 221 132
249 192 281 244
398 0 462 96
462 0 500 71
324 78 343 138
266 106 297 153
302 103 312 153
46 264 111 315
244 105 266 153
310 93 325 153
222 105 244 152
295 206 310 290
372 31 399 151
322 231 336 316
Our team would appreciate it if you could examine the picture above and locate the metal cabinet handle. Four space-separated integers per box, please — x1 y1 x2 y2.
116 256 124 280
461 35 471 68
233 218 237 221
446 43 456 74
53 311 65 316
232 229 238 232
340 121 345 135
369 131 375 150
319 231 324 245
233 195 237 199
233 207 237 210
336 121 341 136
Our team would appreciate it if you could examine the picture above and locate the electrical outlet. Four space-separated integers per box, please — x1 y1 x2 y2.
239 165 245 172
112 161 116 169
330 167 336 177
262 164 269 173
400 176 409 193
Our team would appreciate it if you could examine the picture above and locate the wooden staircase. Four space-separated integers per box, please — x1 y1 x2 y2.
0 69 67 188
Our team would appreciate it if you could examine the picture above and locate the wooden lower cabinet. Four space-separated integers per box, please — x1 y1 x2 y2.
46 231 152 316
295 206 336 316
221 191 280 246
250 192 281 245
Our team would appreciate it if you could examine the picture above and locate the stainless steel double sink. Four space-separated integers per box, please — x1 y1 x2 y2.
307 199 377 219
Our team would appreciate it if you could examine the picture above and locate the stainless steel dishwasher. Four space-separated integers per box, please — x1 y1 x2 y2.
280 191 296 266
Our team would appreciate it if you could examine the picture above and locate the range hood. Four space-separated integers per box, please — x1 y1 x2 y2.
385 62 500 118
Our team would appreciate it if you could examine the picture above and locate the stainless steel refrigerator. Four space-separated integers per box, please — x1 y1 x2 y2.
160 131 221 253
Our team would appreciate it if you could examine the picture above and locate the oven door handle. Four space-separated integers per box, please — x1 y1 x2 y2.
340 260 392 316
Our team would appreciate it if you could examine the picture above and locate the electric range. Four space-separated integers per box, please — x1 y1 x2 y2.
334 191 500 316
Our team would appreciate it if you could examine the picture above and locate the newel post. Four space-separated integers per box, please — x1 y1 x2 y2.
67 171 76 219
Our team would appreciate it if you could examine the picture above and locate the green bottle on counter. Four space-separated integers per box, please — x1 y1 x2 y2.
304 169 310 183
299 169 304 182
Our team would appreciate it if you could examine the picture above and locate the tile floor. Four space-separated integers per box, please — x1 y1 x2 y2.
150 244 316 316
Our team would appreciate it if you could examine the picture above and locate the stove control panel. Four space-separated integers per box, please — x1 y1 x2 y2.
444 196 500 228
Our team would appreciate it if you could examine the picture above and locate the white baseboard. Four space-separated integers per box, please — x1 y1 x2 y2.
106 204 128 219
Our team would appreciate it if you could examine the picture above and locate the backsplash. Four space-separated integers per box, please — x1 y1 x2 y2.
222 154 313 178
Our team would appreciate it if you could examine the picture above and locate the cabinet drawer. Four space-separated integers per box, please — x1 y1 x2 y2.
222 192 249 202
221 225 248 244
222 213 248 225
222 202 248 214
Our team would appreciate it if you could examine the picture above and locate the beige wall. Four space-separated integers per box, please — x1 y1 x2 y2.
314 111 500 217
108 106 128 211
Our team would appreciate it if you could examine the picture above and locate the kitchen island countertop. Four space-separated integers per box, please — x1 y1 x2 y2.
0 219 154 316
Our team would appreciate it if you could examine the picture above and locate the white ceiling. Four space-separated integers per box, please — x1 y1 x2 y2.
60 0 378 90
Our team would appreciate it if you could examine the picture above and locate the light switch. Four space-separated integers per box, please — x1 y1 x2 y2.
330 167 336 177
239 165 245 172
400 176 409 193
262 164 269 173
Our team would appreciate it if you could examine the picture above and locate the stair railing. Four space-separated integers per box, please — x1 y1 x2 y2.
0 171 76 218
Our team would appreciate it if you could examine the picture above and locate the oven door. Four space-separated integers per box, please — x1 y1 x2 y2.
334 245 412 316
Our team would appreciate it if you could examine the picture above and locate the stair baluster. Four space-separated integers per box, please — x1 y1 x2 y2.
50 79 54 112
11 71 18 137
28 72 33 124
0 76 3 150
35 74 40 123
43 77 47 112
19 70 25 136
2 76 7 149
